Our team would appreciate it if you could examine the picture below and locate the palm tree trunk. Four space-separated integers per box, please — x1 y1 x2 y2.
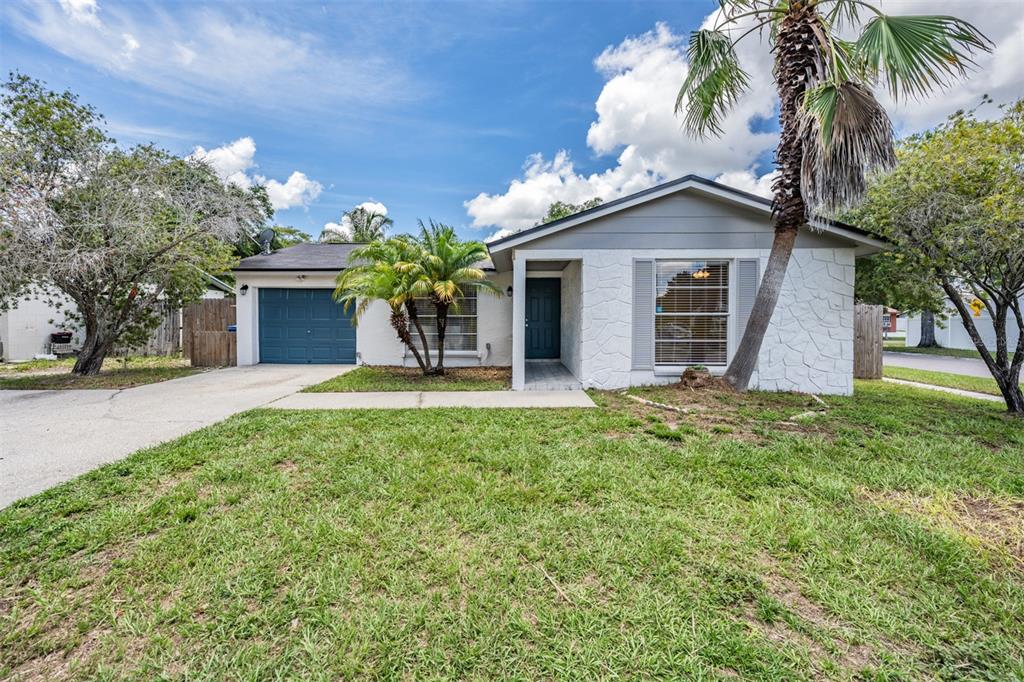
723 2 818 391
390 307 428 373
917 310 938 347
405 300 433 374
433 301 449 376
723 227 799 389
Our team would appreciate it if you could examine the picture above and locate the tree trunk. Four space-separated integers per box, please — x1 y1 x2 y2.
72 314 111 376
918 310 938 347
723 227 799 389
389 307 428 373
723 3 819 391
433 300 449 376
939 280 1023 414
405 300 433 374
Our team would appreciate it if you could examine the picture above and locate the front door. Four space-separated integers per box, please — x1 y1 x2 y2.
525 278 560 359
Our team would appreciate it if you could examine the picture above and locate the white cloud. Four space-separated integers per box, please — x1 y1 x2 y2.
120 32 139 61
466 21 776 231
58 0 99 27
714 170 778 199
7 2 413 115
263 172 323 211
467 4 1024 232
191 137 322 211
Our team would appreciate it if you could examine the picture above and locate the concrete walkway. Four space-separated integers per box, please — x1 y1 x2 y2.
883 377 1002 402
0 364 352 508
884 351 995 378
269 390 596 410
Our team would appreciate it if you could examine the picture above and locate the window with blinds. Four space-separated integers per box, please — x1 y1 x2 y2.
655 260 729 365
412 288 478 352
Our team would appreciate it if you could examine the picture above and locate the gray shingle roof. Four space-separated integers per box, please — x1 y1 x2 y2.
234 242 494 271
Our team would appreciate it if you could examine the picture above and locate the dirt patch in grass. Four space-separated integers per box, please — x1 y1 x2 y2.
615 385 834 443
859 488 1024 569
738 557 915 676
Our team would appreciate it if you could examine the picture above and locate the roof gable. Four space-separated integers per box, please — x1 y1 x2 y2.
485 175 885 256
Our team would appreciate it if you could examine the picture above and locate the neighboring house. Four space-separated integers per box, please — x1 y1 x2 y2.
906 297 1022 351
882 307 906 336
0 283 231 362
233 175 884 395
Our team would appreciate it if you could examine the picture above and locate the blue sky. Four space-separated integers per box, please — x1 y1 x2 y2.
3 0 1021 241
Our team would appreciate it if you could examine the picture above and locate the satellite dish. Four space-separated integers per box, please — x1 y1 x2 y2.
257 228 276 254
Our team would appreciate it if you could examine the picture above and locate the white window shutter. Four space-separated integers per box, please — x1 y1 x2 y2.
737 259 760 340
632 259 654 369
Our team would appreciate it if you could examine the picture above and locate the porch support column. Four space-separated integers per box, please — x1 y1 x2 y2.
511 253 526 390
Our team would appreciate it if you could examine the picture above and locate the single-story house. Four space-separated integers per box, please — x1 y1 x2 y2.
906 296 1022 351
233 175 885 395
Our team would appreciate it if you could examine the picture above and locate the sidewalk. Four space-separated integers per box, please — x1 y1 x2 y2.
882 377 1002 403
268 390 596 409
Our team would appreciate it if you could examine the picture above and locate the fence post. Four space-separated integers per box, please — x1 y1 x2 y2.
854 303 883 380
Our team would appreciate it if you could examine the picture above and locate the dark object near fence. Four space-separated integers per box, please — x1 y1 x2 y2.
183 298 237 367
50 331 73 344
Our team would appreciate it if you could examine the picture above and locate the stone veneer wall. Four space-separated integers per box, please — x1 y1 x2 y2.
750 248 855 395
572 248 855 395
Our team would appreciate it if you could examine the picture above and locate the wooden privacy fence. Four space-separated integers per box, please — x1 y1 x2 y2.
854 303 883 379
183 298 236 367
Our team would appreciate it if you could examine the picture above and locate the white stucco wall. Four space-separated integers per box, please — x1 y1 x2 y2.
0 292 81 362
560 261 582 378
513 247 856 395
234 270 512 367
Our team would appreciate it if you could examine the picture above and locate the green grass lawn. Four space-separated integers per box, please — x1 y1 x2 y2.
883 365 1014 396
0 355 199 390
2 382 1024 679
885 339 1014 361
303 365 511 392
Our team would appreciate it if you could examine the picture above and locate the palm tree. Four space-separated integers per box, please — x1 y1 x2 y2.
334 238 432 373
675 1 989 390
320 206 393 243
404 221 501 375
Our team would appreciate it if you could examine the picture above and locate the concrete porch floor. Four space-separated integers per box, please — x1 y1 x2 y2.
524 360 582 390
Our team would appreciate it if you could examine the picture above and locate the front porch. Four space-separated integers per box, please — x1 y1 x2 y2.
511 257 583 391
524 360 582 390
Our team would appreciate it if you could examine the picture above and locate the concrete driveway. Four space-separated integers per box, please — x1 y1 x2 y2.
0 364 351 508
884 351 997 379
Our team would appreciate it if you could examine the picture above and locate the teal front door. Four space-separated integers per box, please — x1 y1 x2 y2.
525 278 560 359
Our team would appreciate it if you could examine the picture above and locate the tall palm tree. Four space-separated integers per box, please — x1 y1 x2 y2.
320 206 393 243
404 220 501 375
334 238 432 373
676 0 989 390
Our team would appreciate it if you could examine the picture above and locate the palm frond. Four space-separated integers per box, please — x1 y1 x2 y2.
856 15 991 99
798 81 896 214
675 29 750 138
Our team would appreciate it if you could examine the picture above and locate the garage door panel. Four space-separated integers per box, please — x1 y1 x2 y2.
258 288 355 364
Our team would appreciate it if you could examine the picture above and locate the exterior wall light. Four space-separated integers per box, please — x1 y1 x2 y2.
239 284 249 296
506 286 513 296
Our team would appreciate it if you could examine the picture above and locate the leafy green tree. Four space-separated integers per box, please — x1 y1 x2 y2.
0 75 264 374
540 198 602 224
856 102 1024 413
854 252 945 346
675 1 989 390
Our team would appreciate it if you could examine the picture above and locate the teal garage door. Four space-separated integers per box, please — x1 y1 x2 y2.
258 288 356 364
